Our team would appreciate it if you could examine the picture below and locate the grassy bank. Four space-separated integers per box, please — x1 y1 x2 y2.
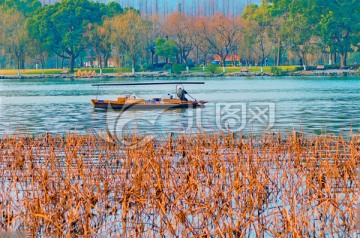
192 65 300 74
0 66 301 76
0 69 64 75
0 132 358 236
0 68 133 75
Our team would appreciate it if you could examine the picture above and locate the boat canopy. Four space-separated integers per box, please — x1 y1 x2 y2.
92 82 205 87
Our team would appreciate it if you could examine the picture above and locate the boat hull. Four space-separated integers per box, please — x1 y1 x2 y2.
91 99 206 110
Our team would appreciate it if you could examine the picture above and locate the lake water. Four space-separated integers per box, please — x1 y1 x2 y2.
1 76 360 137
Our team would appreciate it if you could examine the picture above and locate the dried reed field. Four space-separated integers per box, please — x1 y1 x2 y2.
0 132 359 237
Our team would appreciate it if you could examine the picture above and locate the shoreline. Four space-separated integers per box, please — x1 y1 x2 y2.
0 69 358 79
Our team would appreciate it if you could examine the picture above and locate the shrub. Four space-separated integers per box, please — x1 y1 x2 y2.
325 64 340 70
270 66 284 76
306 66 316 71
172 63 185 74
187 62 196 68
163 63 172 70
143 63 156 71
207 64 218 74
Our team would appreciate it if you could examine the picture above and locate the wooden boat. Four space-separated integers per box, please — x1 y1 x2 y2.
91 82 207 110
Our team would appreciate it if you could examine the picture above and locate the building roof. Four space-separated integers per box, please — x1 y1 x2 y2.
213 54 240 61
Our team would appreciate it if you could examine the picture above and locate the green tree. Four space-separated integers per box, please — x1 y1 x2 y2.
315 0 360 67
242 3 273 72
28 0 107 73
28 39 49 76
270 0 316 69
155 37 178 64
102 1 123 17
0 0 41 16
270 0 360 67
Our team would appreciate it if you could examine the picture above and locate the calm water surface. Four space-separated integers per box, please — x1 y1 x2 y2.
1 76 360 136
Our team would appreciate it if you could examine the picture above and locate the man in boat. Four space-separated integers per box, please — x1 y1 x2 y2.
177 87 188 101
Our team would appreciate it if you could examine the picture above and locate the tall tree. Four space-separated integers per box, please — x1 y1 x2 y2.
270 0 315 69
0 7 3 50
0 0 41 16
28 0 107 73
155 37 178 64
239 16 258 66
193 16 214 71
200 13 240 73
86 21 112 74
164 12 195 72
28 39 49 76
110 11 148 75
268 0 289 66
1 8 29 76
315 0 360 67
242 3 273 72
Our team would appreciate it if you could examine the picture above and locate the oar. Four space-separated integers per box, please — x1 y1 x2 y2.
186 92 198 102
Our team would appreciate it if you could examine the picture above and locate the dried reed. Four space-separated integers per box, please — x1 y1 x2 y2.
0 131 358 236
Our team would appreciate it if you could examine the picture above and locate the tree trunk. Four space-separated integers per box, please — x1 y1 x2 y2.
118 55 122 68
222 57 226 73
17 58 21 77
69 55 75 73
19 53 25 69
132 59 135 75
276 37 281 66
99 55 103 75
340 52 347 67
41 59 45 77
104 56 109 68
302 52 307 71
184 58 189 73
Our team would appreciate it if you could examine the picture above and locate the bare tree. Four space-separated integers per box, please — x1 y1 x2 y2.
200 14 241 73
193 16 214 71
1 9 29 76
110 11 148 75
163 12 195 73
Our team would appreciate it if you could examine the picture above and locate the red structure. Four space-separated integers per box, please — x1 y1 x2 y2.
213 54 240 65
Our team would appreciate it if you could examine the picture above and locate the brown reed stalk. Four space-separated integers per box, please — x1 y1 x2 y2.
0 132 358 236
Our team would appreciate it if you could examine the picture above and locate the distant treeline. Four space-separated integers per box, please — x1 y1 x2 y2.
0 0 359 73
